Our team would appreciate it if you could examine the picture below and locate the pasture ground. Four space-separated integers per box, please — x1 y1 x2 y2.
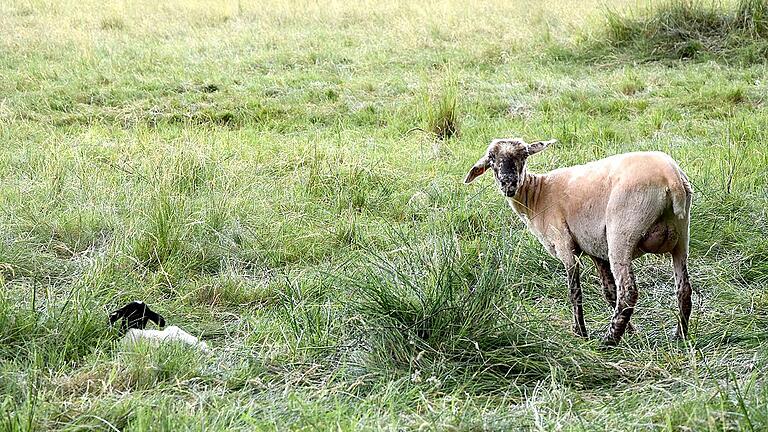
1 0 767 430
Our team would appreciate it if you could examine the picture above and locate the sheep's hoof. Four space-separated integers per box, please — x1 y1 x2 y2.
601 333 620 347
671 330 687 341
625 323 636 334
572 325 588 338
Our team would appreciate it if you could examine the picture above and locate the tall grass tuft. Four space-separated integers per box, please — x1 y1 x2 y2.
421 75 460 141
345 229 625 391
585 0 768 62
100 16 125 31
132 192 185 271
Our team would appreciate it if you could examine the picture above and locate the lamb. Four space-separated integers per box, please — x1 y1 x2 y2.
464 138 693 345
108 301 209 352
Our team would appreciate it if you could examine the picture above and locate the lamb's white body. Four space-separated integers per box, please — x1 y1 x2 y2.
122 326 209 352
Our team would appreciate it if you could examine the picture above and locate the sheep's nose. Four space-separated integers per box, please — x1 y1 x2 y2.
499 176 516 188
499 178 516 197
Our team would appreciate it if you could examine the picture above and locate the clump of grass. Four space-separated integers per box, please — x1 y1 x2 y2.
618 73 646 96
132 192 184 271
722 85 746 104
130 190 230 276
346 230 624 391
421 76 460 141
100 16 125 31
584 0 768 63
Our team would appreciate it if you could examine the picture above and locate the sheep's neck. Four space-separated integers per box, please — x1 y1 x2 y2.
511 172 545 220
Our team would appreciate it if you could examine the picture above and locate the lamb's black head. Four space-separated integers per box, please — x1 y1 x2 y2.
109 301 165 334
464 138 556 198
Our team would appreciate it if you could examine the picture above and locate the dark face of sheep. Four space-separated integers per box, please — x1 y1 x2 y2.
488 141 527 197
464 138 556 198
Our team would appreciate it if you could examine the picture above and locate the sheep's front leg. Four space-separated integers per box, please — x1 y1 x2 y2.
603 257 638 346
561 254 587 338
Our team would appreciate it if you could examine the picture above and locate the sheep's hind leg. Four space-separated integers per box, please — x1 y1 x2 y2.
603 255 638 346
591 256 635 334
672 245 692 339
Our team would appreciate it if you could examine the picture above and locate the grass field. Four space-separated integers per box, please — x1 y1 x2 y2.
1 0 768 430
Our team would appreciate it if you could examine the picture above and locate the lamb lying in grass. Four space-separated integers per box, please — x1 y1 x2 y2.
110 301 209 351
465 138 693 345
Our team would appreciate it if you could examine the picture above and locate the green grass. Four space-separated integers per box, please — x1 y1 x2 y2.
420 73 461 140
578 0 768 63
1 0 767 430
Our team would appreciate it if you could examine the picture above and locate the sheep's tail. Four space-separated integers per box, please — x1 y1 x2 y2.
671 169 692 220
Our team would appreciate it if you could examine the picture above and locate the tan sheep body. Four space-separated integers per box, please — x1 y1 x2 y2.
465 139 693 345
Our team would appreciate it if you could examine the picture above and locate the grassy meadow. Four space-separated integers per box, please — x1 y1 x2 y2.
1 0 768 430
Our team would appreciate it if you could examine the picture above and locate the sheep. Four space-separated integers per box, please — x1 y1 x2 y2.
109 301 209 352
464 138 693 345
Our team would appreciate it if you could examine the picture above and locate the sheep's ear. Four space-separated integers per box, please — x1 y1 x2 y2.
527 139 557 156
109 311 121 325
148 311 166 328
464 155 489 184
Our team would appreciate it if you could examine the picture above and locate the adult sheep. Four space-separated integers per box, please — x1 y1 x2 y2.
464 138 693 345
